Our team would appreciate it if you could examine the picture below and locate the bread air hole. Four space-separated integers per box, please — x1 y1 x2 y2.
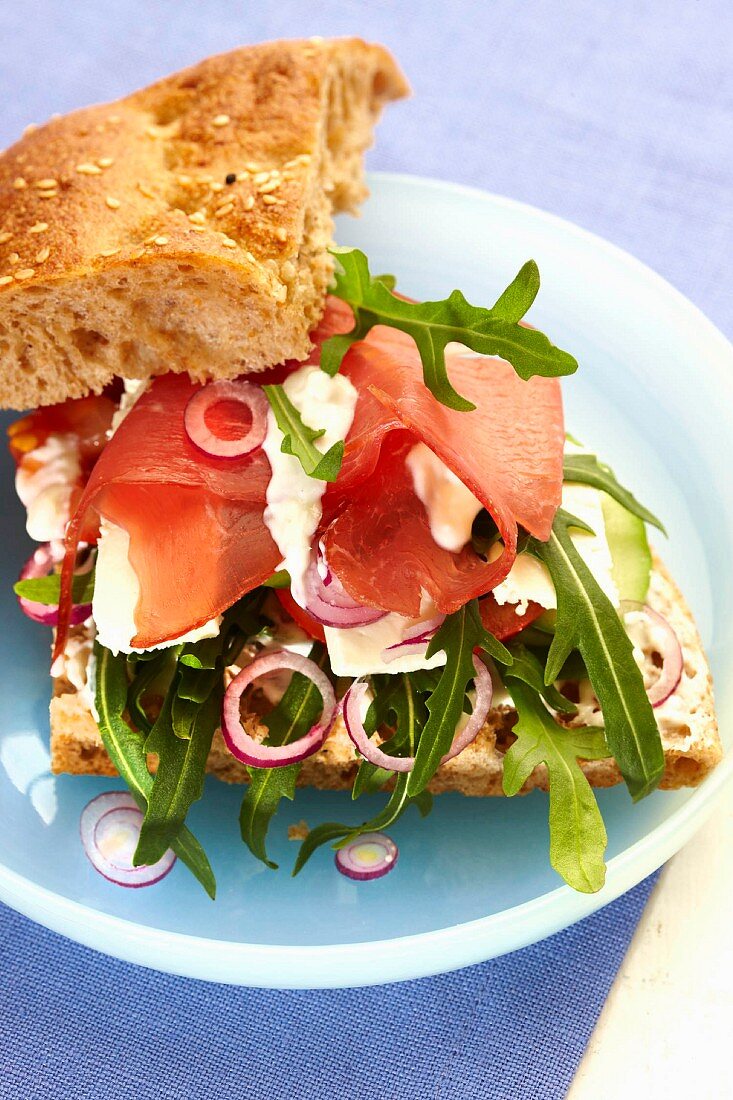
70 327 109 358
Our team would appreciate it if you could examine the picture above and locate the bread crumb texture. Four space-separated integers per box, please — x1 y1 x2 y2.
0 38 409 409
49 555 722 795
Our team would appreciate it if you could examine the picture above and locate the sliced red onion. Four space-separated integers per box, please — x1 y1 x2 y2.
80 791 176 888
18 542 92 626
302 557 386 629
621 601 683 708
335 832 398 881
222 650 336 766
343 655 492 772
381 613 446 663
184 379 268 458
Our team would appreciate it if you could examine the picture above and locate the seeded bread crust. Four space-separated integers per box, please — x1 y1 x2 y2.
49 554 721 795
0 37 409 410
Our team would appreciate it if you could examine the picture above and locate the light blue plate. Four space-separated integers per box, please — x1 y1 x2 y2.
1 173 731 988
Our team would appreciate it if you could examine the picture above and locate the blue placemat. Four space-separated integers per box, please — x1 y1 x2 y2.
0 873 658 1100
0 1 730 1097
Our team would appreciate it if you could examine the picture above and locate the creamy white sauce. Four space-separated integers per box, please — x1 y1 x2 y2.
92 519 221 655
15 433 81 543
325 597 447 678
406 442 483 552
262 365 358 606
110 377 149 435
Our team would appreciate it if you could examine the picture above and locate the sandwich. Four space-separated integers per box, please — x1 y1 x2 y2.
3 38 720 896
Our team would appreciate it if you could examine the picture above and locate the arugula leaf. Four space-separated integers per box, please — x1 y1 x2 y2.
530 510 665 800
262 383 343 481
502 677 609 893
505 641 578 716
406 600 510 796
352 675 428 799
94 643 216 898
15 568 95 606
239 644 329 869
322 248 577 411
563 453 665 533
134 683 221 867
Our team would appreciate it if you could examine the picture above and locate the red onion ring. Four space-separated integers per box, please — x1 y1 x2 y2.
381 614 446 663
222 650 337 766
343 655 492 772
302 557 387 629
184 379 268 459
80 792 176 888
621 601 683 708
335 832 398 881
18 542 92 626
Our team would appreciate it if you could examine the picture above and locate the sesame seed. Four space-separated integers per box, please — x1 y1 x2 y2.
244 251 257 264
177 174 193 186
225 173 237 185
190 224 206 232
0 232 11 244
37 190 58 199
143 234 158 245
245 162 260 172
188 211 206 225
243 195 255 211
76 163 102 175
0 275 14 286
35 178 57 189
105 196 121 209
262 194 279 205
23 123 38 135
275 227 288 242
100 248 121 257
145 125 161 139
14 268 35 281
154 236 169 246
221 237 237 248
28 222 48 234
35 246 51 263
98 157 114 168
210 181 224 193
214 202 234 218
8 253 19 265
253 171 270 185
258 179 281 194
137 182 155 198
212 114 230 127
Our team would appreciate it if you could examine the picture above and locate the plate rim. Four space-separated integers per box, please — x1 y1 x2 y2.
1 170 732 988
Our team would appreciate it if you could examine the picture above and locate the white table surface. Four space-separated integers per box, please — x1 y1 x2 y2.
568 794 733 1099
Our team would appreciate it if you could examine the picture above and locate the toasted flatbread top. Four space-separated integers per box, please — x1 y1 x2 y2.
0 37 409 409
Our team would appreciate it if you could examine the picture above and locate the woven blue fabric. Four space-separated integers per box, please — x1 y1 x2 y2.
0 1 730 1097
0 875 657 1100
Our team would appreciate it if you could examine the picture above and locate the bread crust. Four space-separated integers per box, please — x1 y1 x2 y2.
49 554 722 795
0 38 409 409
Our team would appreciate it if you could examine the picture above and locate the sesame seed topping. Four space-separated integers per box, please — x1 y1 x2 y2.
35 178 57 189
275 227 288 242
28 222 48 234
214 202 234 218
35 246 51 263
8 253 19 265
0 232 11 244
210 181 224 193
100 248 121 257
188 211 206 225
137 182 155 199
143 234 158 245
225 173 237 185
145 125 162 139
262 194 279 205
221 237 237 248
98 157 114 168
258 179 281 194
177 174 193 186
154 236 169 246
212 114 230 127
253 171 270 185
76 163 102 175
243 195 255 211
23 123 38 135
105 196 121 209
37 190 58 199
14 268 35 281
244 251 257 264
245 162 260 172
190 224 206 232
0 275 14 286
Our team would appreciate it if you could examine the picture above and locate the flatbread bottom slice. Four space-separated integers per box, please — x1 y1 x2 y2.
49 554 721 795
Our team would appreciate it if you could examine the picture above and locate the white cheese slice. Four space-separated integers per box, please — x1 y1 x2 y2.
15 433 81 543
325 599 446 678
